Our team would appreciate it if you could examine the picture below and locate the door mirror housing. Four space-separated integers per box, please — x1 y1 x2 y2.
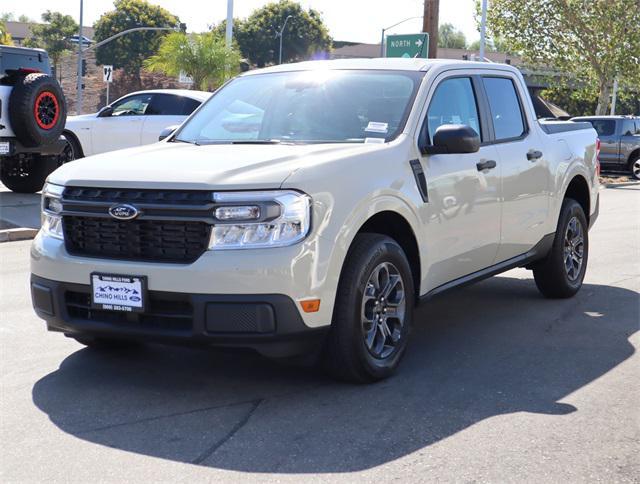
420 124 480 155
159 125 180 141
97 106 113 118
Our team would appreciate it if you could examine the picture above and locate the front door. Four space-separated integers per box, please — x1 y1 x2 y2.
419 75 502 291
91 93 152 154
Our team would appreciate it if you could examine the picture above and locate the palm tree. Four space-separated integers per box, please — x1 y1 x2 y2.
144 31 241 91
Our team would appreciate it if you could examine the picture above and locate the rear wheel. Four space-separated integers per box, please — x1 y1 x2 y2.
323 234 414 383
532 198 588 298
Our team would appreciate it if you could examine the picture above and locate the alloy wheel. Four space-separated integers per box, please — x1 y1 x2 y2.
563 216 584 281
361 261 407 359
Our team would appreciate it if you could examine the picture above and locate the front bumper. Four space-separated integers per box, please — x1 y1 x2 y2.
31 274 328 358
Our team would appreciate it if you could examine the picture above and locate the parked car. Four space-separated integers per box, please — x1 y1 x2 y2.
63 89 210 158
31 59 600 382
0 45 69 193
571 115 640 180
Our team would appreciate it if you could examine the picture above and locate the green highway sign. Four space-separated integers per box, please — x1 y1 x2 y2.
385 33 429 58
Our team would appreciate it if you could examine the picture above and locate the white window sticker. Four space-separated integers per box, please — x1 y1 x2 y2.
365 137 385 144
365 121 389 134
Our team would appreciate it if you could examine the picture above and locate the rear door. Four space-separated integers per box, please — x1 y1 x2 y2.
480 75 550 262
419 73 502 290
91 93 152 154
589 119 620 164
141 94 200 144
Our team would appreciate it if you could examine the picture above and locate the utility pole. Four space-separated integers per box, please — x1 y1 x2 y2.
422 0 439 58
276 15 293 64
610 77 619 115
75 0 84 115
479 0 488 61
225 0 233 48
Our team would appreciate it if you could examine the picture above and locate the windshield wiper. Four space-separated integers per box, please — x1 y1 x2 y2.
229 139 282 145
170 138 199 146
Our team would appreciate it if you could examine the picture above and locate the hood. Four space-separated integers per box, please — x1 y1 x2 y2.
48 141 384 190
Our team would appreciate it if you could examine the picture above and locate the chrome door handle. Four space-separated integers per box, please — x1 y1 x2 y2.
527 149 543 161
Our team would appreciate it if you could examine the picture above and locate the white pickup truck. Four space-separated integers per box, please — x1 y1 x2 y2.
31 59 600 382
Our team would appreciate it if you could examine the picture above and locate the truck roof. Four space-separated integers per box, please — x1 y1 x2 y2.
572 115 639 120
243 58 520 75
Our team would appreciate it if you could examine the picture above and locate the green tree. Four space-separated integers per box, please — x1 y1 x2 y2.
144 31 241 90
0 13 15 22
0 20 13 45
215 1 332 67
94 0 178 81
23 11 78 70
438 23 467 49
485 0 640 115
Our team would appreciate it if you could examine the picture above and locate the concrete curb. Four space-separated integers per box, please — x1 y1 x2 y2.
0 228 39 243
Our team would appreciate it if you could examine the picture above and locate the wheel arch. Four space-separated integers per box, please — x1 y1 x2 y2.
62 129 85 158
564 174 591 223
628 148 640 164
347 210 421 301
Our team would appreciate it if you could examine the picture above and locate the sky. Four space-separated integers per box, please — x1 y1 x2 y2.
8 0 480 44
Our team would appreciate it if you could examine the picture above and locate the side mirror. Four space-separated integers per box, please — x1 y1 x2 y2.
159 125 180 141
420 124 480 155
97 106 113 118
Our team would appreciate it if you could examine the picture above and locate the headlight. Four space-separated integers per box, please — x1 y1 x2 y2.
41 182 64 240
208 190 311 250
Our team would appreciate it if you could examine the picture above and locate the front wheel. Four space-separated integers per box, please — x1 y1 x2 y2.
629 155 640 181
323 234 415 383
533 198 589 298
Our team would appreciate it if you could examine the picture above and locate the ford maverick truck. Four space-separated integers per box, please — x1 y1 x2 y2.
31 59 599 382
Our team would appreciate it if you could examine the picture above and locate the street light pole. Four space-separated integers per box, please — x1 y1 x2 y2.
380 16 423 58
277 15 293 65
225 0 233 48
479 0 488 61
75 0 84 114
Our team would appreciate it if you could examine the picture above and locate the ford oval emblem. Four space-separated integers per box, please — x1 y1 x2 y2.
108 204 139 220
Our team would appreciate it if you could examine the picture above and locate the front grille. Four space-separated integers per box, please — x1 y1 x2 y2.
63 216 211 263
63 187 213 205
65 290 193 332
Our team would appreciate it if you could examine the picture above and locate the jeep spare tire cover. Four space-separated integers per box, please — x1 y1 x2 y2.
9 73 67 147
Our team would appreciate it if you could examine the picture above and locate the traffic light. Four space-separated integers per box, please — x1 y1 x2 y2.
81 59 87 77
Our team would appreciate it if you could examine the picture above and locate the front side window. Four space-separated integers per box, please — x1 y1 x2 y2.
483 77 526 140
175 70 423 144
426 77 481 142
621 120 637 136
111 93 153 116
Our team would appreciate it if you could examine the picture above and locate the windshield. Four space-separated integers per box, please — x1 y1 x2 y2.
175 69 424 144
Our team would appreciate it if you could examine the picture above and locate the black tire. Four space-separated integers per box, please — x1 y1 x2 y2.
60 132 83 163
323 233 415 383
0 156 59 193
533 198 589 298
629 154 640 181
71 335 140 350
9 73 67 147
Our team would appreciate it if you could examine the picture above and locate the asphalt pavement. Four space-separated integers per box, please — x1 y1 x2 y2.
0 185 638 482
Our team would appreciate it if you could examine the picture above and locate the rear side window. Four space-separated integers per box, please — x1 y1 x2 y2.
586 119 616 137
147 94 190 116
483 77 526 140
427 77 481 142
622 120 637 136
182 98 201 115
